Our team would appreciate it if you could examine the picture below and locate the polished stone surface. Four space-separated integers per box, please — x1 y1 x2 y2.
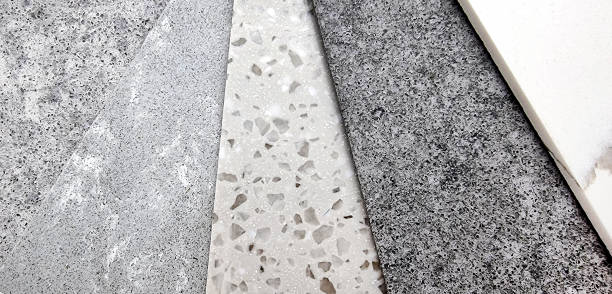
460 0 612 252
206 0 383 293
313 0 612 292
0 0 231 292
0 0 168 264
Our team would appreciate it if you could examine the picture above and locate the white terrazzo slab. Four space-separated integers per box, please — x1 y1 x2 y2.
205 0 385 293
459 0 612 251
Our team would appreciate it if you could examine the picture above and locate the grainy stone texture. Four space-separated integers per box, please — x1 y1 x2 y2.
0 0 168 264
0 0 231 292
312 0 612 292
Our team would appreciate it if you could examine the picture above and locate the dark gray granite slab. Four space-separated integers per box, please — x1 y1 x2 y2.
312 0 612 292
0 0 168 264
0 0 231 292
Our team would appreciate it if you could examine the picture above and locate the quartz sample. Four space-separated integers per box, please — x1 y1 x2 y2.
0 0 231 292
312 0 612 292
206 0 384 293
0 0 168 264
459 0 612 252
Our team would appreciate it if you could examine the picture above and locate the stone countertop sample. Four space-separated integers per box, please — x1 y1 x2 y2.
312 0 612 292
0 0 168 264
206 0 384 293
0 0 231 292
459 0 612 252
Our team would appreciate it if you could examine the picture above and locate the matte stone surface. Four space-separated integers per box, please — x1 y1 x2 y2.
313 0 612 292
0 0 231 292
0 0 168 264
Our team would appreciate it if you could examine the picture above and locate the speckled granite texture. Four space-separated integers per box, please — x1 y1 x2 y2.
312 0 612 292
0 0 231 292
0 0 168 264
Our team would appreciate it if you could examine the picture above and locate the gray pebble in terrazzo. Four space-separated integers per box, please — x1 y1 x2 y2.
0 0 231 292
312 0 612 292
0 0 168 264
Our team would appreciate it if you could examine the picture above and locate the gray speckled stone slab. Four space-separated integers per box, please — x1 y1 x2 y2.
312 0 612 292
0 0 231 292
0 0 168 264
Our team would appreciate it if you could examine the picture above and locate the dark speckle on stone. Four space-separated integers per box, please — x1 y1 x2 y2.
371 107 385 120
231 37 247 46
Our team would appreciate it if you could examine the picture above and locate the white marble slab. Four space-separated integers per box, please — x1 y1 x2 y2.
459 0 612 251
205 0 385 293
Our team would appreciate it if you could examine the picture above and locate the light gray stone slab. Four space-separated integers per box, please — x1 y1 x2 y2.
0 0 232 292
0 0 168 264
312 0 612 292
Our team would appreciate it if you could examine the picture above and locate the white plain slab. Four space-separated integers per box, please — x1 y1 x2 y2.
459 0 612 252
205 0 384 292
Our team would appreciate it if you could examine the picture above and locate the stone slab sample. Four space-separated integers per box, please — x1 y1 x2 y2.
0 0 168 264
206 0 385 293
312 0 612 292
459 0 612 252
0 0 231 292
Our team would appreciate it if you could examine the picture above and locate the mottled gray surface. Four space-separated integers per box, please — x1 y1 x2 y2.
0 0 231 292
312 0 612 292
0 0 168 264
